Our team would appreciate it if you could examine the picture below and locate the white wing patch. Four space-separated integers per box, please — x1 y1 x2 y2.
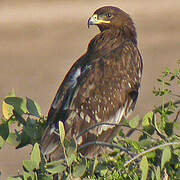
96 106 126 135
51 65 92 110
77 136 83 145
50 124 56 135
51 68 81 109
71 68 81 88
87 100 133 136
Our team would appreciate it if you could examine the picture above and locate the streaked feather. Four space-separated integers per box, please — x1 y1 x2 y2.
40 6 143 162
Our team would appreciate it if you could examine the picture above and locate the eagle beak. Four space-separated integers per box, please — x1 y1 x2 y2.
88 14 98 28
88 14 110 28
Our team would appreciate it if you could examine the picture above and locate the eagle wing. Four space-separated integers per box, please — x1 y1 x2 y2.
40 40 142 159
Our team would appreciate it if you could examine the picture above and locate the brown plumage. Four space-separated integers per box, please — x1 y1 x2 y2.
41 6 143 161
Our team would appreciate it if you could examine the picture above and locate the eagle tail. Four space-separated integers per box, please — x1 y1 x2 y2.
40 126 61 159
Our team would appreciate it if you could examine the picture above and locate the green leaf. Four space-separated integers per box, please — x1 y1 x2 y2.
13 111 26 126
59 121 65 145
165 67 170 74
0 122 9 140
142 112 154 134
142 112 153 127
46 160 66 174
31 143 41 169
155 166 161 180
16 131 31 149
7 177 22 180
23 160 37 172
164 122 173 136
88 157 98 176
4 97 27 115
92 156 98 174
2 101 14 120
140 156 148 180
37 176 53 180
125 139 140 150
150 170 155 180
26 97 41 118
23 171 35 180
7 90 16 97
23 118 40 140
73 158 86 178
65 138 77 157
131 141 141 150
0 136 5 149
164 82 171 86
129 115 139 128
2 91 16 120
139 139 154 148
161 146 171 169
36 175 53 180
96 163 107 176
157 78 162 82
146 151 156 159
66 153 76 166
170 75 175 81
6 133 20 147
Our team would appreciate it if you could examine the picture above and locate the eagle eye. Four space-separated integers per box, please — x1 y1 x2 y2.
106 13 113 18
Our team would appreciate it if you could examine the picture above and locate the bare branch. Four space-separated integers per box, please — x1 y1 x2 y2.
78 140 134 156
153 100 180 113
77 122 157 141
124 142 180 167
77 122 119 139
173 109 180 122
170 93 180 98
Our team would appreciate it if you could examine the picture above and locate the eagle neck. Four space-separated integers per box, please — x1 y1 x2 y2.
87 27 137 58
121 25 137 45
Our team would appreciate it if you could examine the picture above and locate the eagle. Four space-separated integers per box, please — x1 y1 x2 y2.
41 6 143 161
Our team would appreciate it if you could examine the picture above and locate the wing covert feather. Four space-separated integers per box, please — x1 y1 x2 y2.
41 41 142 157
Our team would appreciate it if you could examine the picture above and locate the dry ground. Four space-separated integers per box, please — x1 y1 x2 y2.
0 0 180 179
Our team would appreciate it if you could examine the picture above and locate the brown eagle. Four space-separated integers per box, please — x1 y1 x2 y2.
41 6 143 160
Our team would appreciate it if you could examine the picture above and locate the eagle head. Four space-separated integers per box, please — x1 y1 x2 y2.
88 6 136 36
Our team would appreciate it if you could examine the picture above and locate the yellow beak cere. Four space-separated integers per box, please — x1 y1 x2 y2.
88 14 110 27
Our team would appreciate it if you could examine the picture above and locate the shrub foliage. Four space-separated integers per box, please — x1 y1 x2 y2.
1 62 180 180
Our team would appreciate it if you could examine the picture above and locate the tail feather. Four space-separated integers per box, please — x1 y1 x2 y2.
40 126 60 158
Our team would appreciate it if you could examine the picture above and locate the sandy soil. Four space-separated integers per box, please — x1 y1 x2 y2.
0 0 180 179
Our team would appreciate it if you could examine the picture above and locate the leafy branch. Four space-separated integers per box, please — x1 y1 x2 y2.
0 61 180 180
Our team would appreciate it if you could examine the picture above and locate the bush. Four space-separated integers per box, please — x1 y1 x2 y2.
1 61 180 180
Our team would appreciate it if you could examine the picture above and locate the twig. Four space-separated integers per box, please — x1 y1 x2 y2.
153 114 167 142
77 122 157 141
124 142 180 167
121 125 158 141
153 100 180 113
127 99 180 138
78 141 134 156
173 109 180 123
77 122 119 139
170 93 180 98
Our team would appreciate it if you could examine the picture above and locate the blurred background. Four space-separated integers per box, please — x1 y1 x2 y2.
0 0 180 179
